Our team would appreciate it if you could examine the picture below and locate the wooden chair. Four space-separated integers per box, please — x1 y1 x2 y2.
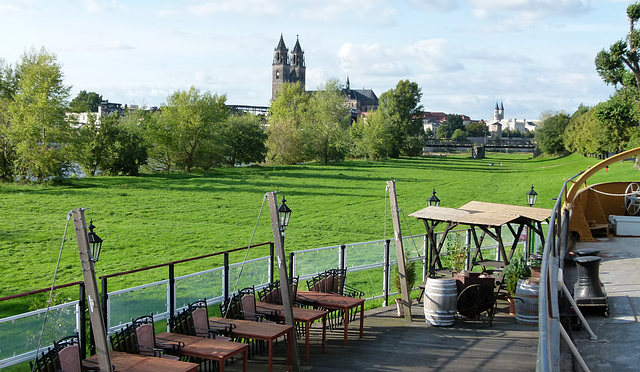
31 334 100 372
222 287 270 321
132 314 182 358
189 300 233 340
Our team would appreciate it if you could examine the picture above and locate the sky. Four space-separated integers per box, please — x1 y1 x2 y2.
0 0 635 121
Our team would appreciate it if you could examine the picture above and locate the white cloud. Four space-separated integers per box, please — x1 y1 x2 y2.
185 0 280 17
465 0 593 29
80 0 129 14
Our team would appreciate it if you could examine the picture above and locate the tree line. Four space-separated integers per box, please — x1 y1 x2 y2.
0 48 428 182
536 2 640 157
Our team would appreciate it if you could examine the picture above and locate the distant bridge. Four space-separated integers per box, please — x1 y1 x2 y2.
227 105 269 116
425 138 536 149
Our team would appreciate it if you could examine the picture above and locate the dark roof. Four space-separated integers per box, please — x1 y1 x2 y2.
292 35 303 54
344 88 378 106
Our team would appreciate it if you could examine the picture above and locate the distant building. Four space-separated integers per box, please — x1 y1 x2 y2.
420 112 471 135
489 102 538 138
343 77 378 122
272 34 306 100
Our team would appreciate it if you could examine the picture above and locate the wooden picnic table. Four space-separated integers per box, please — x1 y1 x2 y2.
295 290 365 346
208 316 292 372
156 332 248 372
255 301 328 361
86 350 198 372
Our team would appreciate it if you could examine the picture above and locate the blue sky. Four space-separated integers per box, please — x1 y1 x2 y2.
0 0 634 121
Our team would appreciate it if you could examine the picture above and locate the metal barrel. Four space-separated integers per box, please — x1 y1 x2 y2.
515 277 540 325
423 277 457 326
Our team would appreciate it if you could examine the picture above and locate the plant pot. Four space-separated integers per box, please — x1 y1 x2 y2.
395 298 412 317
530 265 541 278
507 297 516 316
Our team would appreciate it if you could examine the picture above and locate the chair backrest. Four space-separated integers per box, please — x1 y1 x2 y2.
258 282 281 304
169 308 196 336
132 314 156 356
30 347 60 372
240 294 256 320
110 323 140 354
191 307 210 338
329 269 346 295
58 344 82 372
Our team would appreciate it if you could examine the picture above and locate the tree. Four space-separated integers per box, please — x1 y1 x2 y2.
267 82 309 164
595 2 640 93
436 123 451 139
349 109 393 161
8 48 71 182
68 90 102 113
377 80 424 157
593 90 640 152
451 128 467 142
151 87 228 172
466 122 487 137
0 59 17 181
304 79 351 164
443 114 464 133
222 114 267 166
535 111 570 155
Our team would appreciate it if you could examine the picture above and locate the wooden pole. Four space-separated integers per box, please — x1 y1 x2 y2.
387 181 412 321
71 209 112 372
266 192 301 371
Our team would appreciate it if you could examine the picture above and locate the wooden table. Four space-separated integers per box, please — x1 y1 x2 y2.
156 332 248 372
208 316 292 372
256 301 328 361
296 290 365 346
86 350 198 372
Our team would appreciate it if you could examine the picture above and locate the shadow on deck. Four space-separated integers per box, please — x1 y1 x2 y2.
222 298 538 371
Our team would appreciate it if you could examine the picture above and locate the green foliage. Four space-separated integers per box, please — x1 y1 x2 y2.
593 91 640 152
535 111 570 155
451 128 467 142
447 234 468 273
377 80 424 157
303 78 351 164
7 47 71 182
349 109 393 160
68 90 102 113
503 248 531 296
222 114 267 166
466 122 487 137
267 82 308 164
392 257 417 293
150 86 228 172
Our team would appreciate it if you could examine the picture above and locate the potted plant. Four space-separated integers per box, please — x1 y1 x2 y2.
503 249 531 315
392 257 417 317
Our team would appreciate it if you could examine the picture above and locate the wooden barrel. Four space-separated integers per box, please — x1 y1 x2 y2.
423 277 457 326
515 277 540 325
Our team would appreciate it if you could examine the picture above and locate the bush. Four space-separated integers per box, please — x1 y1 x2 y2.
503 249 531 296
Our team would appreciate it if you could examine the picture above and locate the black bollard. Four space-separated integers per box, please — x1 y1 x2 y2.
573 256 606 300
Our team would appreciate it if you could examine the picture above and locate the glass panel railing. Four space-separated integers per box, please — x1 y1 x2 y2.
107 281 168 330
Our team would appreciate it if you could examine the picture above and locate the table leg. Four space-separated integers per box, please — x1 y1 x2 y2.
343 309 349 346
268 339 273 372
286 329 291 371
242 349 248 372
305 321 310 362
321 315 326 354
359 303 364 339
220 357 225 372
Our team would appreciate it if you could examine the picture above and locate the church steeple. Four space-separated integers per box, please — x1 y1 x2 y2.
272 34 305 101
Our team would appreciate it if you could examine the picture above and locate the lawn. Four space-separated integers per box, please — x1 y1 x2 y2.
0 152 636 312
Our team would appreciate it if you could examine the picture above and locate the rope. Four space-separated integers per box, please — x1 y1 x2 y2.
588 187 639 198
31 211 72 372
400 209 426 266
224 194 266 318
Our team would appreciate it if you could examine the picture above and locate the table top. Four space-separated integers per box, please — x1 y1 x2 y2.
256 302 328 322
156 332 248 359
208 316 292 340
86 350 198 372
296 290 365 310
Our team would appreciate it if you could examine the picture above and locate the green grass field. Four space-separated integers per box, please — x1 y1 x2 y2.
1 152 637 314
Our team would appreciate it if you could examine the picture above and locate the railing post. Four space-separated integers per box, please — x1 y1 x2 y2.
383 239 391 307
79 282 86 360
168 264 175 321
289 252 295 278
269 242 275 283
224 252 230 301
100 278 108 332
339 244 346 271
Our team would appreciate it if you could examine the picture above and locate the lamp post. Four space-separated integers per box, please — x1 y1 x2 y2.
71 210 112 372
278 197 291 247
527 184 538 207
428 189 440 207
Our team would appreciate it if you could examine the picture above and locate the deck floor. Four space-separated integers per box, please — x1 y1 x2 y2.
220 297 539 372
570 237 640 371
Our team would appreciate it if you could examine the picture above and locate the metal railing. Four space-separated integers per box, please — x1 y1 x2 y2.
537 173 581 371
1 227 523 369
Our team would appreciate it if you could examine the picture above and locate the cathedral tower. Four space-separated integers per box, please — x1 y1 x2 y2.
272 34 305 100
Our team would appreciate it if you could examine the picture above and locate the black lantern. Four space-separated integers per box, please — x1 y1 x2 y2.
278 197 292 230
527 184 538 207
87 219 103 262
428 189 440 207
